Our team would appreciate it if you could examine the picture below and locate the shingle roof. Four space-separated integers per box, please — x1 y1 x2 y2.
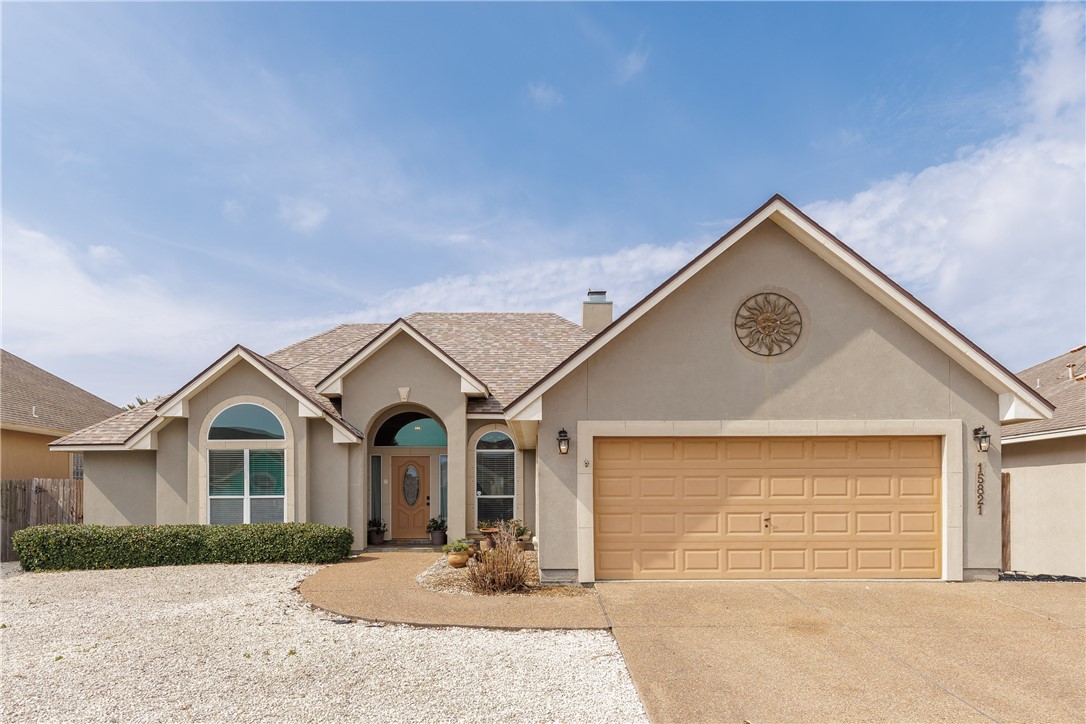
404 313 595 408
1 349 122 434
1003 345 1086 438
51 313 594 446
266 324 388 388
243 348 363 437
51 398 161 447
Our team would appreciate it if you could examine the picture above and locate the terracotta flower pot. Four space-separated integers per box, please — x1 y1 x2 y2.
447 551 469 568
479 528 498 552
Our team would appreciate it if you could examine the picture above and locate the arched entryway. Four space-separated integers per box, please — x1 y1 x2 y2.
368 406 448 541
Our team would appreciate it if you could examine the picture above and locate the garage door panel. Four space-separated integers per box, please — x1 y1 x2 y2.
725 476 763 499
596 474 633 499
594 436 942 580
682 512 720 534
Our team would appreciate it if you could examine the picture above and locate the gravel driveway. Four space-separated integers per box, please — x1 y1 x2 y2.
1 564 646 723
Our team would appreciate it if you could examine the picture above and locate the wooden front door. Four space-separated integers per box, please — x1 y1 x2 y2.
391 456 430 540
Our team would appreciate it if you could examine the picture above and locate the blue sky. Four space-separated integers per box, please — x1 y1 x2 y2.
3 2 1083 405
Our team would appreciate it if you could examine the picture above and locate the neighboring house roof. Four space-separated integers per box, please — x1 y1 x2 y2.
0 349 122 436
1003 345 1086 443
506 194 1055 424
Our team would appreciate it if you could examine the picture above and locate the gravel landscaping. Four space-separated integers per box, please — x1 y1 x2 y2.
1 564 646 723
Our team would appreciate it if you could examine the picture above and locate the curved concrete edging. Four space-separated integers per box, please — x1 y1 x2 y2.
297 551 610 631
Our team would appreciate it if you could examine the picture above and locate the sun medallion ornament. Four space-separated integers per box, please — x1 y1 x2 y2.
735 293 802 356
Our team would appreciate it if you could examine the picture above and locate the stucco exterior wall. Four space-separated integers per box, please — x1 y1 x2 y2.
308 418 350 528
183 362 309 524
1 429 72 479
156 420 189 523
341 333 468 540
84 451 156 525
538 218 1002 580
1003 436 1086 577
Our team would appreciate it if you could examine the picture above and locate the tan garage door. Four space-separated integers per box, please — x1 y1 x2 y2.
594 436 942 580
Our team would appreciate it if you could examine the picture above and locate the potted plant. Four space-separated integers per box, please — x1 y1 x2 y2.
510 519 533 551
427 517 448 546
442 540 471 568
367 518 387 547
477 519 499 552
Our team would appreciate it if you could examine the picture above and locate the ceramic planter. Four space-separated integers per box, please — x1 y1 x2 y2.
429 530 448 546
367 530 384 546
446 551 469 568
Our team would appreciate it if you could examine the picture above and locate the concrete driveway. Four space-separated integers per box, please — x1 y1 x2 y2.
596 581 1085 723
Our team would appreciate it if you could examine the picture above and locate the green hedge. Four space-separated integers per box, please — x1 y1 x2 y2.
12 523 354 571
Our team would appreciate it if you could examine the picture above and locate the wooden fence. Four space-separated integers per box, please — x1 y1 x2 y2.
0 479 83 562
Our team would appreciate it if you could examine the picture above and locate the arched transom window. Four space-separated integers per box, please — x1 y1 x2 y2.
476 430 515 524
207 403 286 525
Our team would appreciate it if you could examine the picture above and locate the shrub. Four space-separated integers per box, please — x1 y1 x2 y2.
12 523 354 572
464 520 533 594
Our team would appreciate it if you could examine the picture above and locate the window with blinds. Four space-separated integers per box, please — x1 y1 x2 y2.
476 431 515 524
208 449 285 525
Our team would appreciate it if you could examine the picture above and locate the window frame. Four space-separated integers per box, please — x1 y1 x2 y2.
474 430 516 527
201 399 292 526
207 448 286 525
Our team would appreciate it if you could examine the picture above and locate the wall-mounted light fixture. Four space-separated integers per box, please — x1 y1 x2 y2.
973 426 991 453
557 428 570 455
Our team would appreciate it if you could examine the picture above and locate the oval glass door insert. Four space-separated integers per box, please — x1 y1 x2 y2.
403 465 420 506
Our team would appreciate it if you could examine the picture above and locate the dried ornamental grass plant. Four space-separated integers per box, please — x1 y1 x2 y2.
464 520 533 594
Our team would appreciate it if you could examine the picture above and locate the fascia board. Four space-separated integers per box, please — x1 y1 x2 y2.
509 397 543 422
2 422 72 437
508 197 1052 422
1002 426 1086 445
49 444 131 452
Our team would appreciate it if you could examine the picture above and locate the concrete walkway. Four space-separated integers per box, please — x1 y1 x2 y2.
597 580 1086 723
299 552 608 630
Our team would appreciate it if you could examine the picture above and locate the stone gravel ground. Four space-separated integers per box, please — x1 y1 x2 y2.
0 564 647 723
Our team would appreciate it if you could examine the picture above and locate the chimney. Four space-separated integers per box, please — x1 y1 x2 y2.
582 290 613 335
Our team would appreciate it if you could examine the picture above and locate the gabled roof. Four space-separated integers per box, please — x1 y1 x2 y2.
50 399 161 448
52 346 361 449
266 323 388 388
506 194 1055 424
0 349 122 435
1003 345 1085 442
313 313 594 408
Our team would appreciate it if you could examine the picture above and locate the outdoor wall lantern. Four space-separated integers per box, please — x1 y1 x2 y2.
557 428 570 455
973 426 991 453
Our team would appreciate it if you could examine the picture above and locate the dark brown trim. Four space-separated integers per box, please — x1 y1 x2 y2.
1001 471 1011 572
505 194 1055 414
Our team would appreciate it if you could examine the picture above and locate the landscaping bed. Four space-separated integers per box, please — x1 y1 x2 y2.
416 552 591 598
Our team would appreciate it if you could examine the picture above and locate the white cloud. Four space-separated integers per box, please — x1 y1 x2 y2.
222 199 245 223
804 3 1085 370
342 239 704 325
618 47 648 84
88 244 122 262
277 196 329 234
527 82 564 109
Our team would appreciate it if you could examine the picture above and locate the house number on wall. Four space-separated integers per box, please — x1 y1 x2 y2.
976 462 985 515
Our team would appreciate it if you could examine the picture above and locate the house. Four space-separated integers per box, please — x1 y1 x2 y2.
51 195 1053 583
1 349 122 480
1001 346 1085 578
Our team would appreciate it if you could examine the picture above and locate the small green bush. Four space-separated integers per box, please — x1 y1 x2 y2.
12 523 354 571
